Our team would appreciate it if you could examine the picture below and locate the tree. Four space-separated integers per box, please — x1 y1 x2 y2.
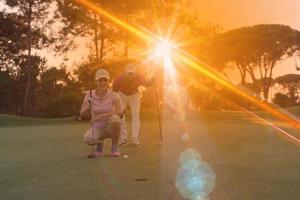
16 55 46 115
2 0 55 115
1 9 48 115
37 66 82 117
111 0 151 57
0 12 28 68
0 70 13 113
57 0 118 60
272 93 290 107
208 24 300 100
56 0 152 61
275 74 300 106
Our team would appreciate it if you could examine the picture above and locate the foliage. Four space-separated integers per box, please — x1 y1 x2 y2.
0 55 46 115
274 74 300 106
36 66 82 117
0 12 27 64
1 0 58 115
73 57 138 90
56 0 151 59
272 93 290 107
0 70 13 113
207 24 300 100
2 0 300 116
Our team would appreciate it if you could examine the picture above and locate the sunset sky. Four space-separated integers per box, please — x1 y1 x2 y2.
19 0 300 78
186 0 300 79
188 0 300 30
59 0 300 76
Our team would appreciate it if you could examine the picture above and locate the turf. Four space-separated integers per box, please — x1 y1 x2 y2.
0 109 299 200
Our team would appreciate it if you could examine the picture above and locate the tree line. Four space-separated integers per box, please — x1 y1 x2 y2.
1 0 300 117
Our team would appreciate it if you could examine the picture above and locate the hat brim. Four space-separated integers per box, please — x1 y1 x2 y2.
126 70 136 74
95 75 110 80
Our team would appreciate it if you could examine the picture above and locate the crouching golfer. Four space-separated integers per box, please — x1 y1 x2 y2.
80 69 123 157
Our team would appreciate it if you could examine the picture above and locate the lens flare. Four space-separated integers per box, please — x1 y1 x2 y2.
75 0 300 145
153 39 173 58
176 149 215 199
179 149 202 165
151 38 177 77
191 192 209 200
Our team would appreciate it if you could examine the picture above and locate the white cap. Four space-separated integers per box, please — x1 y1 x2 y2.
95 69 110 80
125 63 137 74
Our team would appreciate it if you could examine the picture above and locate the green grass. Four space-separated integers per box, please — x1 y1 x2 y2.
286 106 300 115
0 109 300 200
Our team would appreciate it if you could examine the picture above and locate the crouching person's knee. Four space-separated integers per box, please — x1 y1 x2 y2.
83 129 93 145
109 114 121 124
109 114 121 138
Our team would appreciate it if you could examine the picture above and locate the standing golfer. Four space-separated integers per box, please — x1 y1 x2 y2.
112 62 153 147
80 69 123 157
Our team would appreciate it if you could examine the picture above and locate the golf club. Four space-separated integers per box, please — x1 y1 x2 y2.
154 81 163 144
87 89 96 159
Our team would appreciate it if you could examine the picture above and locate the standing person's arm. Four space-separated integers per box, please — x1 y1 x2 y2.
139 74 154 87
112 75 123 92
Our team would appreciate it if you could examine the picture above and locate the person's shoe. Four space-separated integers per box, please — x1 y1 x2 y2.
131 137 140 148
94 144 104 158
119 140 128 147
111 145 121 157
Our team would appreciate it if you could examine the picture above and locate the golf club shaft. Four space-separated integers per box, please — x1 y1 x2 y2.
88 89 96 155
154 81 163 144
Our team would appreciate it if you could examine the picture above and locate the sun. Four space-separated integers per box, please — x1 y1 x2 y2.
153 39 174 59
150 38 178 76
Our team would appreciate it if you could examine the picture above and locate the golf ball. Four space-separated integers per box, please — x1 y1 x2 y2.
123 154 128 159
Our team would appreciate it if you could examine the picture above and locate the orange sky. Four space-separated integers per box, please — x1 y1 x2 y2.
188 0 300 30
186 0 300 81
41 0 300 78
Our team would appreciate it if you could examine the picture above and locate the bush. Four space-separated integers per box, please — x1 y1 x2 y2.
272 93 290 107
